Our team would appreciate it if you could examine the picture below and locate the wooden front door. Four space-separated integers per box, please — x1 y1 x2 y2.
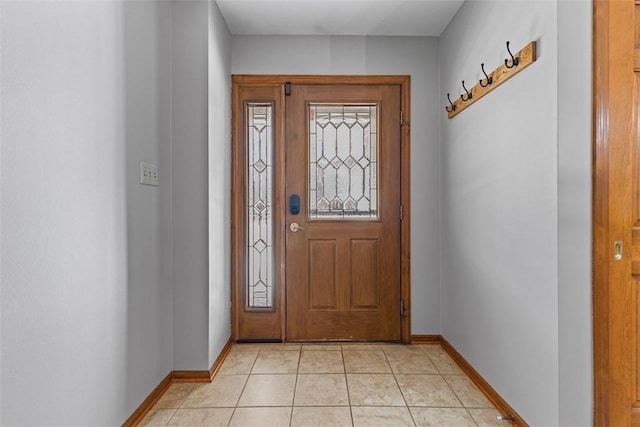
285 84 401 341
232 76 410 343
593 0 640 424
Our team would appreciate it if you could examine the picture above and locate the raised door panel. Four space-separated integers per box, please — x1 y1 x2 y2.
309 240 338 310
350 239 380 309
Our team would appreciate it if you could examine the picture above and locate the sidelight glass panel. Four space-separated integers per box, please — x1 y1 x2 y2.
246 103 273 308
309 104 378 219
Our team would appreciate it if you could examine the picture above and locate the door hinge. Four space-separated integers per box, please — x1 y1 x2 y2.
285 82 291 96
400 110 404 126
400 299 405 316
400 205 403 221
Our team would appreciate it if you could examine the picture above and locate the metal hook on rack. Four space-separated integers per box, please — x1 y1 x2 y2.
460 81 472 102
504 41 519 69
445 93 456 113
479 63 493 87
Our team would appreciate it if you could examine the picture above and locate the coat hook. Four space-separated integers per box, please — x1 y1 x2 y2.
460 81 472 102
479 63 493 87
504 41 519 69
445 93 456 113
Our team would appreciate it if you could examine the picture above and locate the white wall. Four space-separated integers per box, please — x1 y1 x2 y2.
232 35 442 333
208 0 232 366
439 0 591 425
1 1 174 424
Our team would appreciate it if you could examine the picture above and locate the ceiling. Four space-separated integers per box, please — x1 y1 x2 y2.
215 0 465 37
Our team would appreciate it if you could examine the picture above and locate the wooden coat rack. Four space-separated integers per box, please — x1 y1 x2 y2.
445 41 537 119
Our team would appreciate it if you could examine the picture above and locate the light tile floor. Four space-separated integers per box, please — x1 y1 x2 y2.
140 343 509 427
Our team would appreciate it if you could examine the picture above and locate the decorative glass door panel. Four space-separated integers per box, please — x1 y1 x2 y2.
232 84 284 341
246 104 273 309
309 104 378 219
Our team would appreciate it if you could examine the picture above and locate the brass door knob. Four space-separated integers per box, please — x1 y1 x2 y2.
289 222 305 232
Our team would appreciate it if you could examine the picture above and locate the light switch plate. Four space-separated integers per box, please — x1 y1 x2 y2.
140 162 158 186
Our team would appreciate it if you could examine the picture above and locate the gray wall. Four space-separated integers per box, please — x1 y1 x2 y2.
171 0 211 371
439 0 591 425
232 35 442 333
170 0 232 372
1 0 592 424
1 0 233 423
1 1 174 424
440 2 559 424
208 0 232 366
557 1 592 425
123 0 174 418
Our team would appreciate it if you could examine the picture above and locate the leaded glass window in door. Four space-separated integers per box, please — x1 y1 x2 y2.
309 104 378 219
246 103 273 309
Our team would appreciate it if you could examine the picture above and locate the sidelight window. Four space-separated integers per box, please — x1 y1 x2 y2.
246 103 274 308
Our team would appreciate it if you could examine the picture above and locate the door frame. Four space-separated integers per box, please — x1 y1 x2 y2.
593 0 637 424
231 75 412 343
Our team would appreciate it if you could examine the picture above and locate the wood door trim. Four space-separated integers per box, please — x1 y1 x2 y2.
233 75 410 86
593 1 611 421
231 75 411 343
399 77 411 343
593 0 637 424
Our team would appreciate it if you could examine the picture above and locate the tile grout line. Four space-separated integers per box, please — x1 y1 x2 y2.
226 344 259 426
178 383 196 409
466 407 482 427
289 348 302 427
438 367 469 421
384 348 418 427
440 373 488 426
341 345 356 427
442 373 475 409
161 408 178 427
423 349 444 376
225 371 251 427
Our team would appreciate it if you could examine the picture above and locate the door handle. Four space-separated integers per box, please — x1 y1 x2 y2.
289 222 305 233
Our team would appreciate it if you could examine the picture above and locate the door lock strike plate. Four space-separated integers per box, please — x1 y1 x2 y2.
614 240 623 262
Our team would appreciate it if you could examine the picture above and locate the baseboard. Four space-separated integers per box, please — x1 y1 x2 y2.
172 337 234 382
172 369 211 383
208 337 234 379
122 337 233 426
410 334 441 344
440 336 528 427
121 371 172 427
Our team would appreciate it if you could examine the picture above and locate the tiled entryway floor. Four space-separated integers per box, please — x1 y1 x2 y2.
140 343 508 426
